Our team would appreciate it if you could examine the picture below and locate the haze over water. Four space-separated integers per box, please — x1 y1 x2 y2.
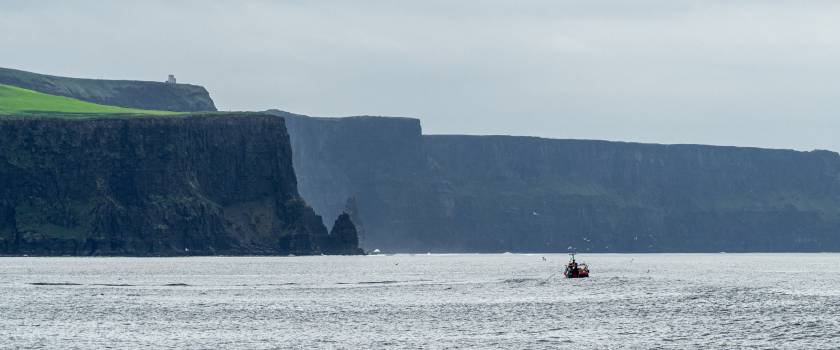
2 254 838 349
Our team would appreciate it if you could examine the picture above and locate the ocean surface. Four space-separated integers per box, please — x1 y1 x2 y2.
1 253 839 349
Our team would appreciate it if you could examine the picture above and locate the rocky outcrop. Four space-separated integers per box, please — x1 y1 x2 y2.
0 67 216 112
318 213 364 255
282 112 840 253
0 113 360 256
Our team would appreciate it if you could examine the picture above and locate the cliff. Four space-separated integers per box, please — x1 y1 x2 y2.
278 110 450 250
423 136 840 252
282 112 840 252
0 67 216 112
0 113 360 256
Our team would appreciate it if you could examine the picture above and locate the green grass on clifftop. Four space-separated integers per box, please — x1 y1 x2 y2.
0 83 179 117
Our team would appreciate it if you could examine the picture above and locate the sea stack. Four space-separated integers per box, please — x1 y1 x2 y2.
322 213 365 255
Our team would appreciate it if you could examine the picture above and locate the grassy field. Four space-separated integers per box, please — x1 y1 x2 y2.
0 83 179 116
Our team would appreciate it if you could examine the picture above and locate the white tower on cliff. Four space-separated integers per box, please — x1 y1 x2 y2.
166 74 176 84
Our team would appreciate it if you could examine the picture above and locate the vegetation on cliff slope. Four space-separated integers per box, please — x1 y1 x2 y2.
0 67 217 112
0 84 178 117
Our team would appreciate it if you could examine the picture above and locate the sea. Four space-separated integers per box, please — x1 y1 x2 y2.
1 253 838 349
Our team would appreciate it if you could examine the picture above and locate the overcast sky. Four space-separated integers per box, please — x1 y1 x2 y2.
3 0 840 151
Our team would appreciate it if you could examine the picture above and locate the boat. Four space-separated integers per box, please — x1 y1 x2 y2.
564 253 589 278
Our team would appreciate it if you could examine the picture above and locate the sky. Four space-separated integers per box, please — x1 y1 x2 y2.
2 0 840 151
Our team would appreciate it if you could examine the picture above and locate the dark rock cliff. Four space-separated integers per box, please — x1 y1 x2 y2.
0 67 216 112
282 112 840 252
0 114 360 256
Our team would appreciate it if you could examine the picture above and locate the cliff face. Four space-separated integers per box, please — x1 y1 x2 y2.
0 114 359 255
423 136 840 252
0 67 216 112
279 110 449 250
284 113 840 252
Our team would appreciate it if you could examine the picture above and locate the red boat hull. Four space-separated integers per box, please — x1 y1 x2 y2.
564 268 589 278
